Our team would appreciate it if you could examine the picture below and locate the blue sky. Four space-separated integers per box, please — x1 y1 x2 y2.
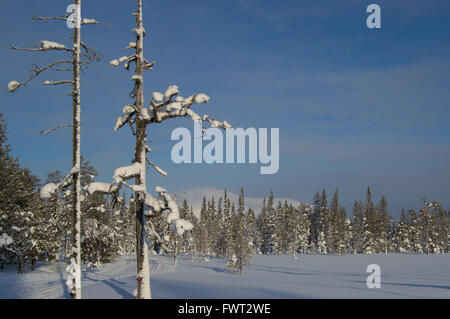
0 0 449 217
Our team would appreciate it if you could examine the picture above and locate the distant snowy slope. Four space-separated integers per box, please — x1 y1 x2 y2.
171 187 310 218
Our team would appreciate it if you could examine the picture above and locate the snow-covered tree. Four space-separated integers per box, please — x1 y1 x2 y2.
266 192 276 254
317 231 327 254
197 197 210 256
0 114 45 272
289 204 311 255
229 187 252 274
8 1 106 298
213 197 225 257
350 200 365 254
246 207 258 255
273 201 285 255
89 0 231 299
408 209 423 253
222 191 234 258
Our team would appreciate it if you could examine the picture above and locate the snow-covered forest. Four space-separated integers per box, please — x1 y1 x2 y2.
1 0 450 301
1 113 449 299
1 112 448 278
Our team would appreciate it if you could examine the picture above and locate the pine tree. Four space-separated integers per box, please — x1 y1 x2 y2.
419 198 434 254
198 196 209 256
0 114 43 272
207 197 217 257
246 208 257 254
258 198 269 254
87 0 229 298
377 195 392 254
290 204 311 255
317 231 327 254
333 204 348 256
214 197 224 257
183 204 197 260
310 190 321 252
282 201 293 254
273 201 284 255
117 194 136 255
362 188 376 254
266 191 276 254
329 189 339 254
394 209 411 253
44 170 71 261
8 1 106 298
434 204 449 253
319 190 329 254
229 187 251 274
223 192 234 258
408 210 423 253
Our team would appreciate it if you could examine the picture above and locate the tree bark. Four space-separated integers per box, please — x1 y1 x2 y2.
17 254 23 274
134 0 151 299
71 0 82 300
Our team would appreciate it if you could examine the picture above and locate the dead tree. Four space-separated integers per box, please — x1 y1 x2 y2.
7 0 106 299
89 0 231 299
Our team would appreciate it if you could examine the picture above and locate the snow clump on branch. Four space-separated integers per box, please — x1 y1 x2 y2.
113 162 143 184
40 40 69 51
7 81 21 92
40 183 58 199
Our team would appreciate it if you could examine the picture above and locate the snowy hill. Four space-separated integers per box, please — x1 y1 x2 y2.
171 187 310 218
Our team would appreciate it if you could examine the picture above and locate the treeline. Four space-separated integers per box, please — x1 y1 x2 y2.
161 187 449 273
1 113 449 274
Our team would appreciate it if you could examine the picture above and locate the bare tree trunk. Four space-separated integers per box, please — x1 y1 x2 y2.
17 254 24 274
134 0 151 299
385 229 388 254
71 0 82 300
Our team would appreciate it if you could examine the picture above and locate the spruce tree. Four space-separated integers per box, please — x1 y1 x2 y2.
329 189 339 253
0 114 41 272
229 187 251 273
319 190 329 254
266 191 276 254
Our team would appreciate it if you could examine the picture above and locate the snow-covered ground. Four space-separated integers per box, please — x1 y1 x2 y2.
0 254 449 299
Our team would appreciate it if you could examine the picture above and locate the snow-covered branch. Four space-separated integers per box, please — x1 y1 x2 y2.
0 233 14 249
145 220 172 253
7 60 72 92
114 104 137 131
145 156 168 177
87 182 120 196
113 162 143 184
154 186 193 236
11 40 72 52
43 80 73 86
81 18 111 27
142 60 155 71
146 85 231 130
112 85 231 137
32 13 110 27
110 55 137 67
40 166 85 200
40 124 73 136
31 13 71 23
